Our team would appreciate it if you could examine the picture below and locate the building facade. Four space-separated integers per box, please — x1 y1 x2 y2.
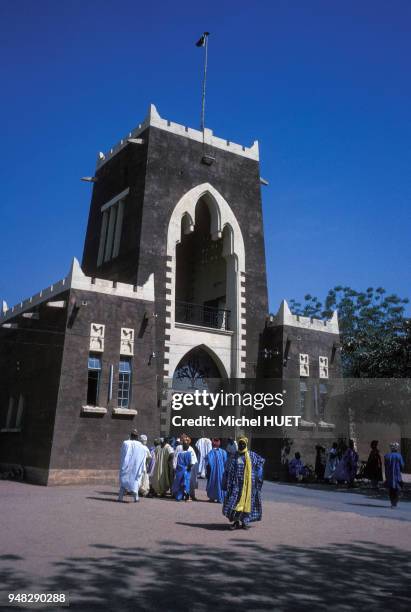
0 104 345 484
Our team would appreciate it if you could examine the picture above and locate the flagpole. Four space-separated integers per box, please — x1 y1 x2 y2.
200 33 209 146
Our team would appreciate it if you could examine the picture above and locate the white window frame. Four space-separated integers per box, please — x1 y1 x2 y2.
97 188 129 266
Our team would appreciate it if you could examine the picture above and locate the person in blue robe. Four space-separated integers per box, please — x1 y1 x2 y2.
171 438 192 501
205 438 227 503
222 437 265 530
384 442 404 508
324 442 339 482
288 452 308 481
334 439 358 486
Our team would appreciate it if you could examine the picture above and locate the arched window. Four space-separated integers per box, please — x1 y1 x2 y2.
172 347 223 391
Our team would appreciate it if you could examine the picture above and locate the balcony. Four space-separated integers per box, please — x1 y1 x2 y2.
175 301 231 331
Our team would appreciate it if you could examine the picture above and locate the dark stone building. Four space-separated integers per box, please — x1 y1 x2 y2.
254 300 347 478
0 260 156 484
0 104 345 484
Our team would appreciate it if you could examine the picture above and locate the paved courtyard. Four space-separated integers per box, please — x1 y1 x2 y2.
1 480 410 611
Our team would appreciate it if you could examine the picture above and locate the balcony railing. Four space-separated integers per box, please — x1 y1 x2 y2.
175 301 231 331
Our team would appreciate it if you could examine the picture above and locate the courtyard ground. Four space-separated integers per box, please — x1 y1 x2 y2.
0 479 410 611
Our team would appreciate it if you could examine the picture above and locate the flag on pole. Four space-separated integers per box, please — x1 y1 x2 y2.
195 32 209 47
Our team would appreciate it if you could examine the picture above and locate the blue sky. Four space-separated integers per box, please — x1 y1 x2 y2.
0 0 410 315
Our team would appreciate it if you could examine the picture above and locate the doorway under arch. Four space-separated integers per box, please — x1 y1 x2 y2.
172 346 226 391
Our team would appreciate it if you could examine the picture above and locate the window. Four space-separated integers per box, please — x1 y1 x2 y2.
97 190 128 266
118 359 132 408
298 380 308 417
2 395 24 431
319 383 328 420
87 354 102 406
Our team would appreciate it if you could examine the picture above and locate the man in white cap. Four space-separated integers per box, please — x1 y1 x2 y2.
118 429 147 502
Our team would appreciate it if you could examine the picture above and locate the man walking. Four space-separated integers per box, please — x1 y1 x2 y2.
171 437 193 501
205 438 227 503
174 434 198 500
222 437 265 530
384 442 404 508
118 429 148 503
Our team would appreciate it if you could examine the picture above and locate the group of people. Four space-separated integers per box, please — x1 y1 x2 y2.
118 430 265 529
282 438 405 507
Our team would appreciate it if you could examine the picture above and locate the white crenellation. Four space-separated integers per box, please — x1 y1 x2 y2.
96 104 259 170
271 300 339 334
0 258 155 324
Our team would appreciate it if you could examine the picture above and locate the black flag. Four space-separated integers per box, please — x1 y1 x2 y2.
195 32 209 47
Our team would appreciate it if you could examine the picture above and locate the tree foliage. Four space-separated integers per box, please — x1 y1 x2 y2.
290 286 410 378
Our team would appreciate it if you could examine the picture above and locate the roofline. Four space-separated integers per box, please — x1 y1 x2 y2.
95 104 259 169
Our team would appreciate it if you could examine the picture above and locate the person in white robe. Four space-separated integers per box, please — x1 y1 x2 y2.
118 429 148 502
195 437 212 478
174 434 198 500
138 434 152 497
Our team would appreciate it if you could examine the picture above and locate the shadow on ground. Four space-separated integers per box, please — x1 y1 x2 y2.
1 541 411 611
275 481 411 502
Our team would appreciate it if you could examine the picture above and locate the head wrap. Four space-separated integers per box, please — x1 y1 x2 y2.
238 436 249 453
140 434 148 444
130 429 138 437
390 442 400 451
212 438 221 448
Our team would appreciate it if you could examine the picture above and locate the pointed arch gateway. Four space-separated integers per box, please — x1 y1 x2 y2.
163 182 247 390
172 345 228 391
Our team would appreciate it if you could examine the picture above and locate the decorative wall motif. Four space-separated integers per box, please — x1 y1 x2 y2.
90 323 105 352
319 356 329 379
299 353 309 377
120 327 134 356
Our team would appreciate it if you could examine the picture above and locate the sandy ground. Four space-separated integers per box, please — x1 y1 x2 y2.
1 480 410 611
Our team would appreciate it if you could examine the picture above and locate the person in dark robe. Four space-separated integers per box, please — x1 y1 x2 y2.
171 438 192 501
205 438 227 503
222 437 265 530
315 445 326 481
384 442 404 508
364 440 383 489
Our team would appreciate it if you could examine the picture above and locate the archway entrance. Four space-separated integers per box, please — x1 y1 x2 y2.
172 346 225 391
175 198 230 330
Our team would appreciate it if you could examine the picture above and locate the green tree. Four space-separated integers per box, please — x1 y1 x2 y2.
290 286 410 378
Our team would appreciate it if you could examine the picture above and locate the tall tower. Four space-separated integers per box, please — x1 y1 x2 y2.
82 105 269 431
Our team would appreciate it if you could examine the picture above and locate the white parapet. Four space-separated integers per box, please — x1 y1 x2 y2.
270 300 339 334
0 258 155 323
95 104 259 169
